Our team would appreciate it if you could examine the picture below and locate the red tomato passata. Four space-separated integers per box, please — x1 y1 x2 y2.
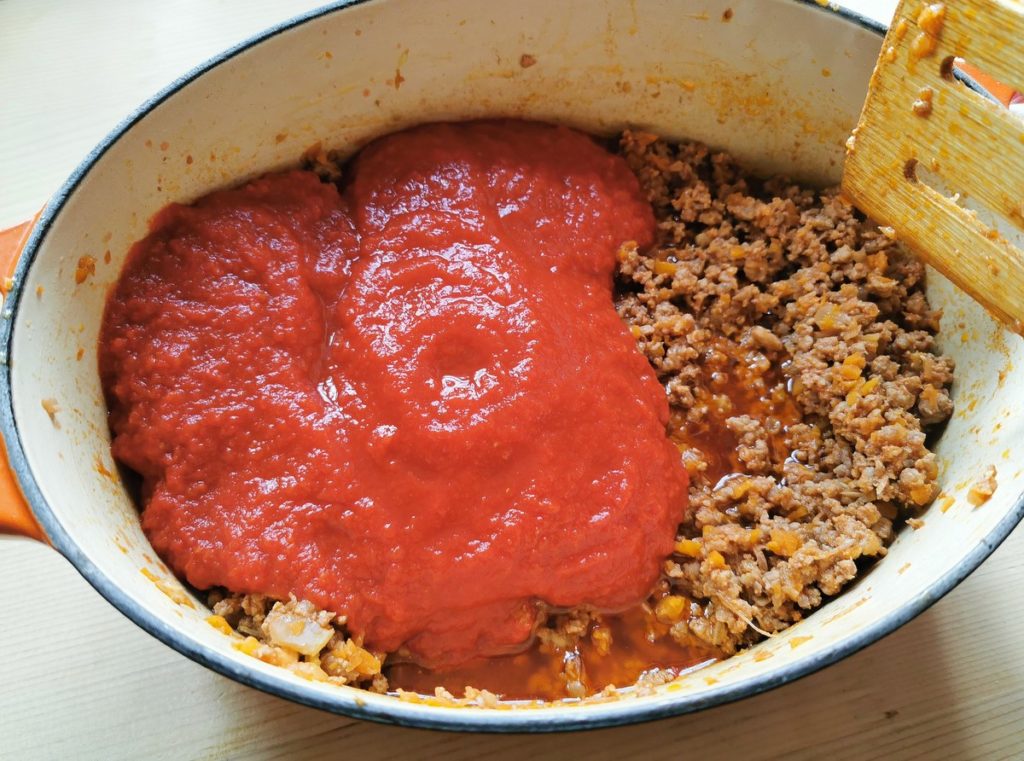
100 121 689 667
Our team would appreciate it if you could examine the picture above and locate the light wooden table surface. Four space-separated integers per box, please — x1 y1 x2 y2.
2 2 1022 759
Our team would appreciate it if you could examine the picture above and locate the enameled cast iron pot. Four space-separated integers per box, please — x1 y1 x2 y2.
1 0 1022 732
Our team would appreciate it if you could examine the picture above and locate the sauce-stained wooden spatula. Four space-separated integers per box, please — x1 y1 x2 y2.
842 0 1024 334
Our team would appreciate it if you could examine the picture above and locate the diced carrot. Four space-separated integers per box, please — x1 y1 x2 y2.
675 539 702 557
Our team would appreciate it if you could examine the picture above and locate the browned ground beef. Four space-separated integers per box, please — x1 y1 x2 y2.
207 591 390 691
616 131 953 654
202 130 954 698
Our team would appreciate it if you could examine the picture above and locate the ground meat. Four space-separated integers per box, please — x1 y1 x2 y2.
968 465 998 506
207 591 388 692
616 131 953 654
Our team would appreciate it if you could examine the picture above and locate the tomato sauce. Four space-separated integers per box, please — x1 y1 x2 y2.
100 121 689 668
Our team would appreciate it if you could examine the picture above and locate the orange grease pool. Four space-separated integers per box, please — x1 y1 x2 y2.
99 121 689 668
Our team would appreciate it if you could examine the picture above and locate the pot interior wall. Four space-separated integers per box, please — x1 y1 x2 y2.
8 0 1023 728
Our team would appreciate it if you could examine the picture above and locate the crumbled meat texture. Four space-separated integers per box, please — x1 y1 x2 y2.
535 608 596 651
208 591 388 691
301 142 344 183
616 131 953 655
968 465 998 506
199 130 955 696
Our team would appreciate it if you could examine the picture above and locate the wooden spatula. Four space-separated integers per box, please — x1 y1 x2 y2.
842 0 1024 334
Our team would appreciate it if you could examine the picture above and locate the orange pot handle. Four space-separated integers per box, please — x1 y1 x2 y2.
956 60 1020 109
0 216 45 542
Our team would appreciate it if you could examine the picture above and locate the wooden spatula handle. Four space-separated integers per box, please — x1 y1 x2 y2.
842 0 1024 334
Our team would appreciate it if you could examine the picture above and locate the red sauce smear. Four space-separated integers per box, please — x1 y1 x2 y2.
100 121 689 668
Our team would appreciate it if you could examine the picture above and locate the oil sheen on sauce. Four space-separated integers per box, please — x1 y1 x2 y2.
388 605 719 701
99 121 691 672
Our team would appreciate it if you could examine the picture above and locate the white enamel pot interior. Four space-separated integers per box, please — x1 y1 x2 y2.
3 0 1023 732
